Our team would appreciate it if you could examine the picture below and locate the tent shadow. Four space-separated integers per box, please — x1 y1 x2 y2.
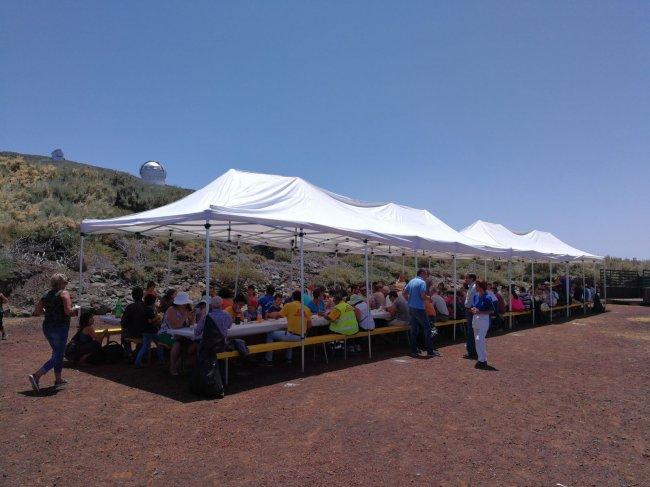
64 311 603 401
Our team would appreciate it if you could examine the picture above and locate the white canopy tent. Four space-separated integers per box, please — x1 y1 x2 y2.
460 220 605 323
81 169 508 370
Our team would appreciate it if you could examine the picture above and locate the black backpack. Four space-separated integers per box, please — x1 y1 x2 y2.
189 315 224 398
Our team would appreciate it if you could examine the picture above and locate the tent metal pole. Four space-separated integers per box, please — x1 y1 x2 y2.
204 220 211 299
582 260 586 315
334 248 338 283
531 261 535 326
603 257 607 308
452 254 457 341
167 231 173 279
78 234 85 311
549 260 553 323
508 259 513 329
565 262 570 318
234 240 241 296
364 240 371 359
299 229 305 373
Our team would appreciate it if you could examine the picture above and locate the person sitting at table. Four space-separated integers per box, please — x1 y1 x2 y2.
430 288 449 321
120 286 146 361
158 288 176 314
159 291 195 376
262 290 312 366
224 294 247 324
246 285 259 319
65 311 106 365
195 296 248 357
194 299 208 324
349 295 375 331
386 290 410 326
307 287 326 316
348 284 363 304
491 282 506 314
144 281 158 299
510 290 525 312
218 287 234 310
258 285 276 318
369 283 386 310
134 294 165 368
326 292 359 336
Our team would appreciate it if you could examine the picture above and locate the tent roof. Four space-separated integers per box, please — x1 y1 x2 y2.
460 220 602 262
81 169 506 258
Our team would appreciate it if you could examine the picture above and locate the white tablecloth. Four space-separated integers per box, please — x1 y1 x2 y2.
166 309 391 341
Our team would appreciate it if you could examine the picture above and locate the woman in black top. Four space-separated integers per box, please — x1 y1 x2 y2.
28 273 78 392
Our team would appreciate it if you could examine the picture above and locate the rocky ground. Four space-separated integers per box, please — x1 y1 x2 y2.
0 305 648 486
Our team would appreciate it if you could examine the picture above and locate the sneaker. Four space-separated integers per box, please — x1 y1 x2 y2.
474 361 488 369
28 374 40 392
54 379 68 388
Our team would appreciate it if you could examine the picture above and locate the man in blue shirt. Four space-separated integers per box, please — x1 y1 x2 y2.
403 268 436 358
258 285 276 319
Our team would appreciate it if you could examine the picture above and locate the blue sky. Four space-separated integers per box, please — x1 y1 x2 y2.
1 1 648 258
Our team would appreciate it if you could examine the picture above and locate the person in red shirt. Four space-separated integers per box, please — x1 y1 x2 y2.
246 285 259 319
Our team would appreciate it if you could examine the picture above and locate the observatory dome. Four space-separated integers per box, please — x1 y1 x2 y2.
139 160 167 185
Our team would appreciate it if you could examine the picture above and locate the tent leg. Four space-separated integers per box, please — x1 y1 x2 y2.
204 220 211 299
78 234 85 311
364 240 371 359
167 231 173 280
529 262 535 322
299 229 305 373
452 254 457 340
508 259 513 329
603 257 607 308
582 261 586 315
565 262 570 318
234 242 241 296
549 261 553 323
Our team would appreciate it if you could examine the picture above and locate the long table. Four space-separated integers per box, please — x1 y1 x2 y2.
166 309 391 341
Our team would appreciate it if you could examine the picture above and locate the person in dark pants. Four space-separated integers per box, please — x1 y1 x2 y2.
120 287 146 360
28 273 79 392
463 274 478 360
404 269 437 358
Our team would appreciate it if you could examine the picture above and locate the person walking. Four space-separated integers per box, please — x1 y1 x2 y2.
404 269 436 358
463 273 478 360
28 274 79 391
470 281 494 370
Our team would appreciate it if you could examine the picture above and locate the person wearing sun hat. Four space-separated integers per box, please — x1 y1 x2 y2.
159 291 195 376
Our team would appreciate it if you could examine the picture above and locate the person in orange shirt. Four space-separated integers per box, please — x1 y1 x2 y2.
262 290 311 365
224 294 247 324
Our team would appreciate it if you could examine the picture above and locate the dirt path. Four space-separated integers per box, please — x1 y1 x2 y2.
1 305 648 486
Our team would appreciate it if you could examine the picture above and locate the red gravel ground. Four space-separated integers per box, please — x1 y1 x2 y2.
1 304 648 486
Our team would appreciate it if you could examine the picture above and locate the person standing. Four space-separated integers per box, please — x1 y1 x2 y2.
28 274 79 391
403 269 436 358
463 274 478 359
470 281 494 369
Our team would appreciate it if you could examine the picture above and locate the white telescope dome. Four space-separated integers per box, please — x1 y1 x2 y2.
140 160 167 185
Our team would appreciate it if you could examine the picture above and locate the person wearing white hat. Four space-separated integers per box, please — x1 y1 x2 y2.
160 291 195 376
